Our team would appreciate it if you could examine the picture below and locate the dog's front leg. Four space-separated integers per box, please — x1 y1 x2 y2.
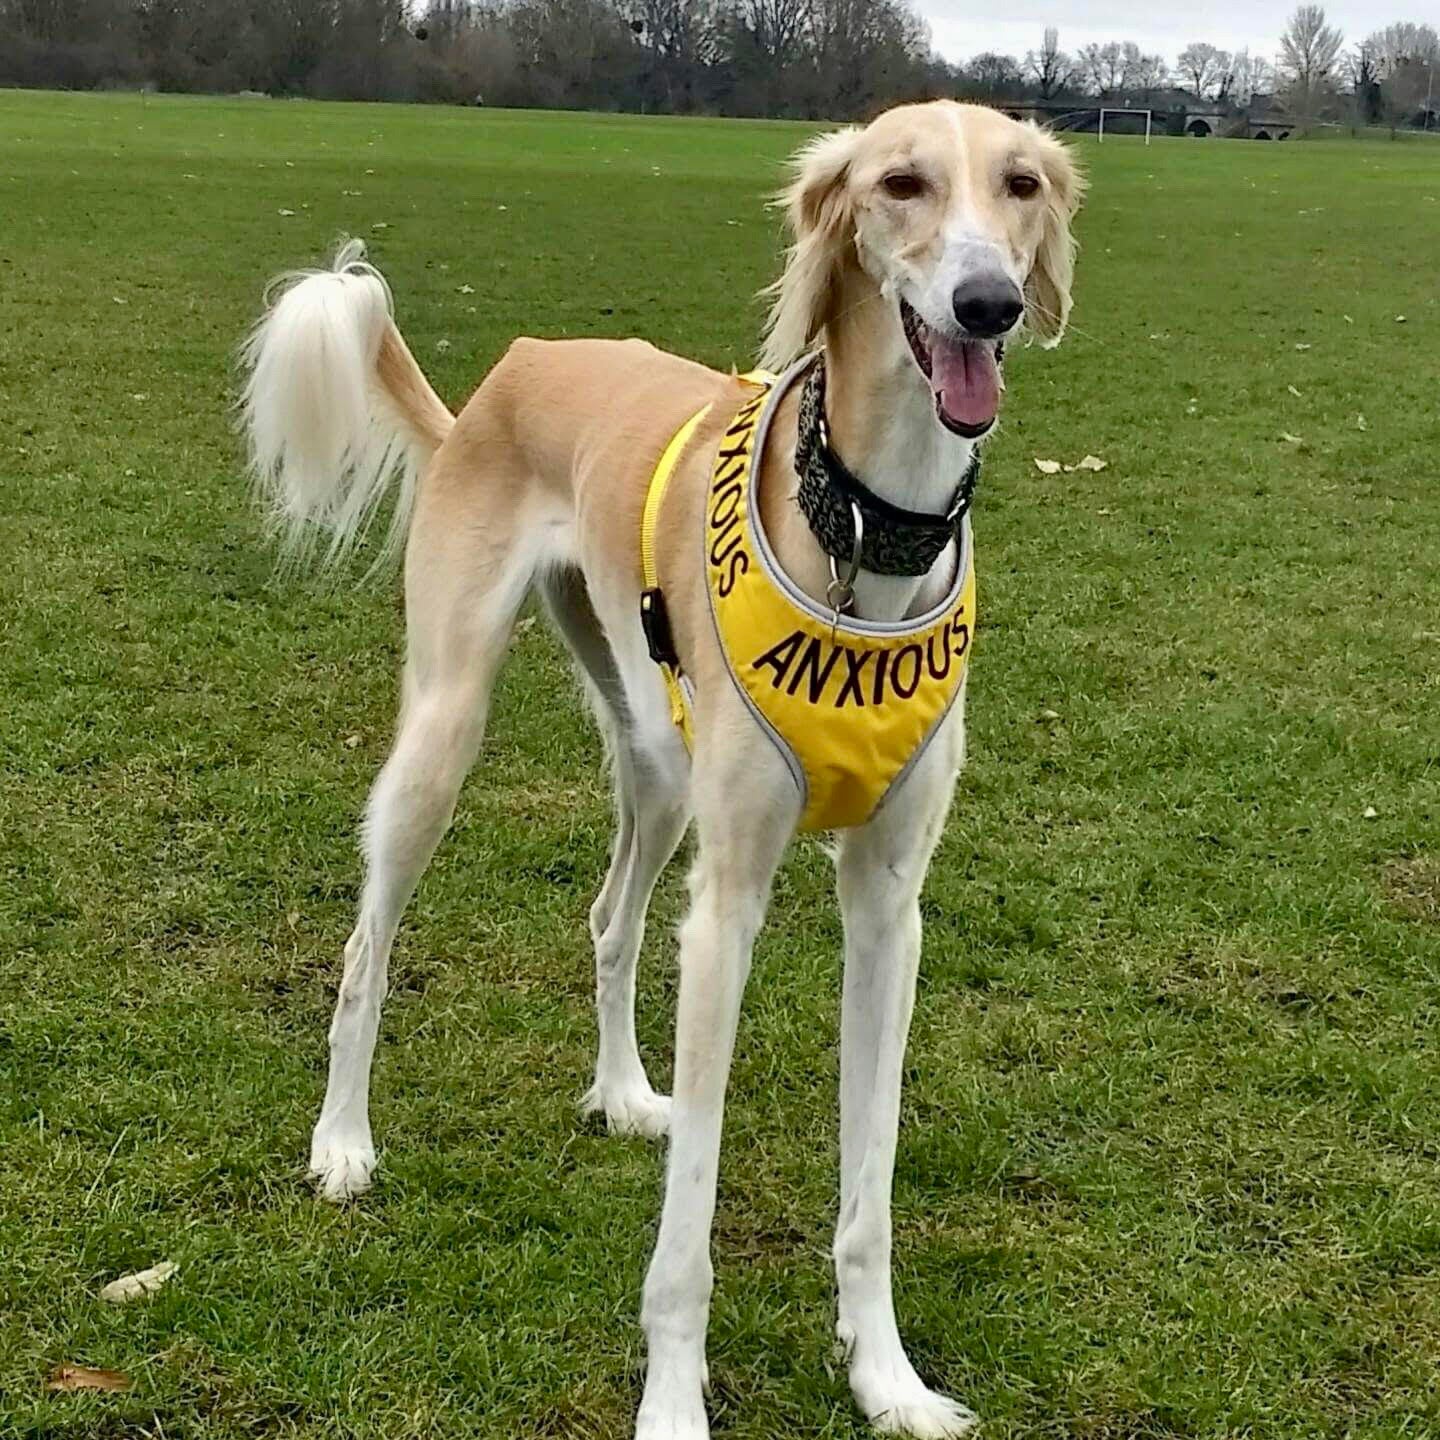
833 718 975 1439
635 783 793 1440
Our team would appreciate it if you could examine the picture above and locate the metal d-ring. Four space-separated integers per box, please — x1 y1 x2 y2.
826 500 864 632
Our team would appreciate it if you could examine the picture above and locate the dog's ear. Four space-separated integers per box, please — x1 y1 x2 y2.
1023 130 1084 348
759 127 862 371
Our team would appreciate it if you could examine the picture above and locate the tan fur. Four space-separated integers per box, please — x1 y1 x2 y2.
281 100 1083 1440
375 325 454 452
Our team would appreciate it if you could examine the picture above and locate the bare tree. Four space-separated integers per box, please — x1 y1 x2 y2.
1362 22 1438 132
1122 41 1167 98
736 0 810 64
962 49 1020 98
1278 4 1344 127
1023 25 1071 99
1366 20 1440 71
1177 40 1228 97
1076 39 1125 96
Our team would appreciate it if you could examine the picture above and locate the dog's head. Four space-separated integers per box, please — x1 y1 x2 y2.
762 101 1084 437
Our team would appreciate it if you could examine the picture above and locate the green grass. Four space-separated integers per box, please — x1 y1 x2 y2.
3 88 1440 1439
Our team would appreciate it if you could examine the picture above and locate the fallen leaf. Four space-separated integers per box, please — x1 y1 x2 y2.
131 393 148 402
1356 414 1368 431
496 204 508 212
435 339 451 352
343 734 362 749
1294 342 1311 351
1363 805 1379 820
1033 458 1062 475
372 221 388 229
1342 314 1354 324
100 1261 177 1305
1394 315 1406 323
1095 507 1114 516
457 284 474 294
1037 708 1061 722
46 1365 130 1393
277 208 295 217
1280 432 1304 445
1075 455 1107 472
1287 385 1303 398
111 296 128 305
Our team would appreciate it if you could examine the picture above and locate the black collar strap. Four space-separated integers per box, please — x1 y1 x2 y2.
793 354 979 578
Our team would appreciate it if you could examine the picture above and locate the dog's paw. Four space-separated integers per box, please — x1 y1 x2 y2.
853 1362 976 1440
308 1133 376 1202
581 1081 672 1139
865 1391 976 1440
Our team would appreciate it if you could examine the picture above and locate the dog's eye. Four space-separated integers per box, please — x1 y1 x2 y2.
1007 173 1041 199
882 173 925 200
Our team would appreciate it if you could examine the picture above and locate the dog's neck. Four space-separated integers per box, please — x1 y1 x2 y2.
813 275 978 624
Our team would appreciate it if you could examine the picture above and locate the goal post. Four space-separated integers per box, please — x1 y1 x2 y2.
1098 108 1153 144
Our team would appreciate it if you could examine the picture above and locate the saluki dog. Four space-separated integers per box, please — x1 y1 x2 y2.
241 101 1081 1439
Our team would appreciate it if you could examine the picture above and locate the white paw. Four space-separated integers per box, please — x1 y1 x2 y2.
853 1365 976 1439
581 1081 672 1138
634 1378 709 1440
308 1133 376 1202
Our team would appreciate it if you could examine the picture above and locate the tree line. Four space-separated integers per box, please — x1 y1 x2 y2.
1 0 1435 130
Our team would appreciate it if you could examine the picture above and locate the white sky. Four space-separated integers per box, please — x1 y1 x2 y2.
919 0 1406 65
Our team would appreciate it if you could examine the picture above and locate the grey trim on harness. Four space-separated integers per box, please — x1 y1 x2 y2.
704 360 975 830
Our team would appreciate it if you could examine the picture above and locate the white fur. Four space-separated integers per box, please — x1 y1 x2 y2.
240 239 426 568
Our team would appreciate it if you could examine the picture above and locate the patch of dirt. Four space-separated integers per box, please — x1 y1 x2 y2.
1384 856 1440 923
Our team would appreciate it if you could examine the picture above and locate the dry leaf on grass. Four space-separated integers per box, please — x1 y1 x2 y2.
1363 805 1379 820
1294 342 1311 351
1287 385 1303 398
46 1365 131 1393
1033 458 1062 475
1356 414 1368 431
1280 432 1304 445
1074 455 1107 472
100 1261 177 1305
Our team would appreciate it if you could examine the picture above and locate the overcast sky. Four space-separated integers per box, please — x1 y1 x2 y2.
920 0 1394 66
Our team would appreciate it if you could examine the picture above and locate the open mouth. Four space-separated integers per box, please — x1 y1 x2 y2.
900 299 1003 438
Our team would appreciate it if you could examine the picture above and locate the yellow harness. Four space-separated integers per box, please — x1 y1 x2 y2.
641 366 976 832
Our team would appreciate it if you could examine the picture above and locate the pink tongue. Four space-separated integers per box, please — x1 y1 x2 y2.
930 338 1000 429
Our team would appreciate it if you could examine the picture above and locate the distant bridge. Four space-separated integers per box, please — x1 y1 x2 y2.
1007 103 1293 141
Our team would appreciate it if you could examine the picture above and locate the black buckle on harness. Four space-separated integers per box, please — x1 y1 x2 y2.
640 587 679 667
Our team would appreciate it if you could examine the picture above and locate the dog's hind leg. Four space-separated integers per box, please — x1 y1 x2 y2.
540 567 688 1137
309 480 543 1203
833 708 975 1438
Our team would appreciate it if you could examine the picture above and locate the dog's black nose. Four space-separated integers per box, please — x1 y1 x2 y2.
952 278 1023 338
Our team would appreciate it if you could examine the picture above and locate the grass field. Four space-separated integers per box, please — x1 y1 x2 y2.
4 88 1440 1439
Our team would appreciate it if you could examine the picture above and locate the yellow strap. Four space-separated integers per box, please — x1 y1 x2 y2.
641 403 712 745
642 403 712 590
